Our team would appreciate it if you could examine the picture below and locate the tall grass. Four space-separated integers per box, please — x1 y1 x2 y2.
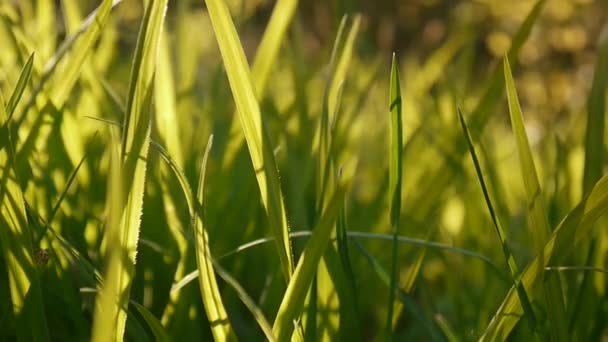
1 0 607 340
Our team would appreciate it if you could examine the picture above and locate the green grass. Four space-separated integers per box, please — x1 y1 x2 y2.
1 0 608 340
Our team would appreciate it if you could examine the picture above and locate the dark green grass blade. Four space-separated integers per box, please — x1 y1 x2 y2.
192 136 236 341
272 163 356 341
205 0 294 281
569 28 608 339
0 84 49 342
458 109 536 334
481 173 608 340
504 56 567 339
386 53 404 341
353 240 443 341
131 302 171 342
582 30 608 197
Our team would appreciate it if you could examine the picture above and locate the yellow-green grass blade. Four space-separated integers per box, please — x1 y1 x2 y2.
92 0 167 339
193 136 236 341
405 0 545 226
386 53 403 340
0 86 49 342
272 162 355 341
205 0 294 280
482 173 608 340
154 28 190 326
48 0 113 108
221 0 298 168
458 109 537 334
131 302 171 342
91 127 123 342
504 56 567 339
5 51 33 122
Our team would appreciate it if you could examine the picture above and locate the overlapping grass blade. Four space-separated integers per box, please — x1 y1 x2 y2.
221 0 297 168
504 56 567 339
386 53 403 340
272 163 356 341
193 136 236 341
205 0 294 280
458 109 536 334
91 0 167 339
0 80 49 342
482 173 608 340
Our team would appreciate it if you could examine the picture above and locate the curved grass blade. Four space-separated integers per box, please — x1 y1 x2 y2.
503 56 566 339
91 0 167 339
481 173 608 340
205 0 294 281
272 162 356 341
131 302 171 342
211 259 277 342
0 87 49 342
386 53 403 340
458 109 537 334
193 136 236 341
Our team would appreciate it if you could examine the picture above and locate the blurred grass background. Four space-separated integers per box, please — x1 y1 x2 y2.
1 0 607 340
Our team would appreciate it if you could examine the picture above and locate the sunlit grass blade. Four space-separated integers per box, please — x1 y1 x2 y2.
91 0 167 339
193 135 236 341
272 162 356 341
458 109 537 334
221 0 297 168
504 56 567 339
5 51 33 121
48 0 113 108
481 174 608 340
205 0 294 280
0 85 49 342
386 53 403 340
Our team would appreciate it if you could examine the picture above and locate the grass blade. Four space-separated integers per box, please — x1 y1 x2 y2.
482 173 608 340
131 302 171 342
504 56 567 339
91 0 167 339
0 82 49 342
272 162 356 341
221 0 297 168
193 135 236 341
205 0 294 280
386 53 403 340
458 109 537 334
5 51 33 121
48 0 113 108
